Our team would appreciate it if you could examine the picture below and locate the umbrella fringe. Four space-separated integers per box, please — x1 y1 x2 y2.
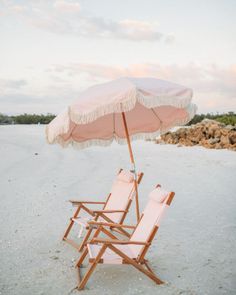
69 88 193 125
48 103 197 149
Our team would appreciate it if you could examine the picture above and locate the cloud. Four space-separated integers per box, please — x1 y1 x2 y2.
50 62 236 113
1 1 171 42
1 63 235 114
53 0 81 13
53 62 236 97
117 19 162 41
0 79 27 90
0 92 76 115
51 63 126 79
30 15 164 41
0 93 37 105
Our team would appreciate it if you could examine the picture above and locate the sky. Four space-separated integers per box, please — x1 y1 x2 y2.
0 0 236 114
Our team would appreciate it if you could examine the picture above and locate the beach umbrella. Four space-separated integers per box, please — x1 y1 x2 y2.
46 77 196 221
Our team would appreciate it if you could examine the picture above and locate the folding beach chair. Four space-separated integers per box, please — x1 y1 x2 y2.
63 169 144 252
75 185 175 290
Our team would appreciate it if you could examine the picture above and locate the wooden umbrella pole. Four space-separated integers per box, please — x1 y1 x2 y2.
121 112 140 222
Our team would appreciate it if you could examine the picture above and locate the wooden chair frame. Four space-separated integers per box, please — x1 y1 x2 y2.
62 169 144 252
75 186 175 290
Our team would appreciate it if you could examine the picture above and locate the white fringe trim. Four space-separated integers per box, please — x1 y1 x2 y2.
50 103 197 149
69 88 193 125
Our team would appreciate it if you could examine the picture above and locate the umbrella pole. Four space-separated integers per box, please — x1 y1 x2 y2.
121 112 140 222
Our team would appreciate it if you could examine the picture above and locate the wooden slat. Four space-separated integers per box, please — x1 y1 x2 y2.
62 205 82 239
91 238 149 245
75 247 88 267
93 209 128 214
108 244 164 285
89 258 103 263
78 245 107 290
70 200 106 205
77 267 81 283
88 221 136 229
166 191 175 206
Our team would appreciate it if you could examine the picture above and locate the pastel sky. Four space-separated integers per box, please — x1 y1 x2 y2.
0 0 236 114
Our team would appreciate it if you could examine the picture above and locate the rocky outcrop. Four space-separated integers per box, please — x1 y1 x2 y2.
156 119 236 151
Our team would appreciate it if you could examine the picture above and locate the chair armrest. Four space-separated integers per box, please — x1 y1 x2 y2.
91 238 149 245
75 204 95 216
88 221 136 229
69 200 106 206
93 210 128 214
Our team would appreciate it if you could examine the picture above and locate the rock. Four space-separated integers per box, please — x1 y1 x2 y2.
199 138 208 145
215 143 223 149
214 129 222 138
229 132 236 144
220 135 230 146
179 138 187 145
155 119 235 151
220 128 229 136
184 140 194 146
208 138 220 145
226 125 234 130
208 124 219 137
178 128 187 139
223 143 231 149
229 144 236 151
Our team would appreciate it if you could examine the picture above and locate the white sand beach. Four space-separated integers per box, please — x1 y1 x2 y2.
0 125 236 295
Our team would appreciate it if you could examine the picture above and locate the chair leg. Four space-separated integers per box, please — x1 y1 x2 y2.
78 228 93 252
78 244 107 290
143 261 155 274
75 225 117 267
108 244 164 285
62 206 81 240
76 247 88 267
75 227 102 267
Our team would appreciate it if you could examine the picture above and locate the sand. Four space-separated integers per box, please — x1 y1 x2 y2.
0 125 236 295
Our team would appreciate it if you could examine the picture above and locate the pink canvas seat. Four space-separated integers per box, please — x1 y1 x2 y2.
76 185 175 290
71 174 138 237
62 169 144 252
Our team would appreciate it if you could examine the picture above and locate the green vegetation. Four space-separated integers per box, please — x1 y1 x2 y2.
0 113 14 124
188 112 236 126
0 112 235 125
0 113 55 125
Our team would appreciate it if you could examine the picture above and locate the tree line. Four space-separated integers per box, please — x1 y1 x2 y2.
187 112 236 126
0 112 235 125
0 113 55 124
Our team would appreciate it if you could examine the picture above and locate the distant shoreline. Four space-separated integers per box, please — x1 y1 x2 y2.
0 112 236 126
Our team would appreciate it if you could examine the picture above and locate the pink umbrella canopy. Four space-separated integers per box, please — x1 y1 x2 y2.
46 77 197 220
46 77 196 147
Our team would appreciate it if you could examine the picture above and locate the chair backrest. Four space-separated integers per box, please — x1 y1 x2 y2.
100 170 143 224
130 186 174 258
